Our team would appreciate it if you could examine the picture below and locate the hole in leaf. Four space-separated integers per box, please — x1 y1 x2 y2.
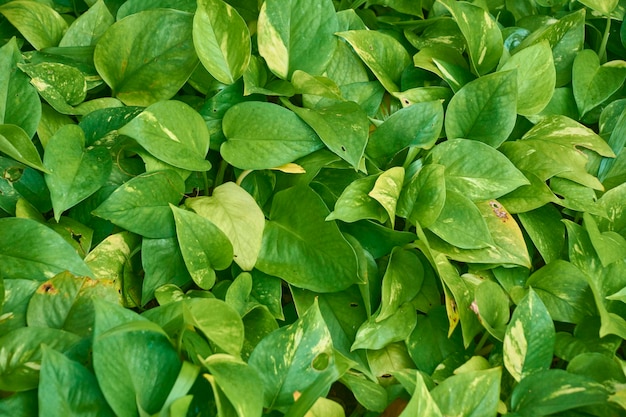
311 352 331 371
349 302 359 308
341 145 346 152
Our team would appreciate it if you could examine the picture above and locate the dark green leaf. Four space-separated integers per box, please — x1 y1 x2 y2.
256 185 359 292
0 124 47 172
573 49 626 117
431 368 502 417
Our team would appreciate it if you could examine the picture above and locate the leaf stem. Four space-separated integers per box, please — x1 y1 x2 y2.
474 331 491 355
214 159 228 189
236 169 253 186
598 16 611 63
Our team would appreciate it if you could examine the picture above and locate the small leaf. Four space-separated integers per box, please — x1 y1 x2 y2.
398 164 446 228
336 30 411 93
326 174 388 224
368 167 404 228
19 62 87 114
184 298 244 356
503 289 555 382
430 368 502 417
378 247 424 322
193 0 251 84
44 124 112 221
171 205 234 290
445 71 517 147
59 0 114 47
0 124 47 172
351 302 417 351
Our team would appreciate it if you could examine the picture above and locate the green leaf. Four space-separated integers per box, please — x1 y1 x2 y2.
511 369 610 416
193 0 251 84
0 327 81 391
93 321 182 417
429 139 529 201
221 102 323 170
200 354 263 417
503 289 555 382
93 170 185 238
285 100 369 169
444 70 517 148
351 302 417 351
0 217 93 280
398 164 446 228
517 204 565 264
84 231 142 306
248 300 335 409
27 271 119 337
39 346 115 417
59 0 114 47
184 298 245 356
185 182 264 271
326 174 389 224
399 371 443 417
578 0 618 15
0 38 41 138
438 0 503 75
430 368 502 417
336 30 411 93
573 49 626 117
257 0 338 79
584 212 626 267
118 100 212 171
171 205 233 290
0 124 47 172
526 260 595 324
44 124 111 221
368 167 404 228
474 279 510 341
0 1 67 50
19 62 87 114
515 9 585 87
500 40 556 116
256 185 359 292
428 190 493 250
378 247 424 322
366 101 443 167
406 306 465 374
141 237 191 305
94 9 198 106
339 373 387 413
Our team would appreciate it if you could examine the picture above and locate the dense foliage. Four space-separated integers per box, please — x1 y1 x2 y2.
0 0 626 416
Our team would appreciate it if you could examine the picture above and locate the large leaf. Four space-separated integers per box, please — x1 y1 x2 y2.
44 124 112 221
430 368 502 417
185 182 265 271
285 100 369 169
39 346 115 417
59 0 114 47
118 100 212 171
93 320 182 417
438 0 503 75
0 38 41 137
193 0 251 84
500 40 556 116
573 49 626 117
94 9 198 106
248 300 336 409
336 30 411 93
428 139 529 201
257 0 338 79
0 124 47 172
256 185 359 292
171 205 234 290
0 1 67 50
0 327 81 391
503 289 555 382
0 217 93 280
93 170 185 238
445 71 517 147
221 101 323 169
366 100 443 167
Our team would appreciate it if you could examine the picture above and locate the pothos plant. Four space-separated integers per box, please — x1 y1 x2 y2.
0 0 625 416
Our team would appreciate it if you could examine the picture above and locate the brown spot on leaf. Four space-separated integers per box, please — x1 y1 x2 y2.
489 200 509 222
38 282 58 295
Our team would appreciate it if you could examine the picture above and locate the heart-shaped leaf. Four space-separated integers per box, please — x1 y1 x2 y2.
94 9 198 106
573 49 626 117
118 100 211 171
0 1 67 50
44 124 111 220
0 124 47 172
59 0 114 47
